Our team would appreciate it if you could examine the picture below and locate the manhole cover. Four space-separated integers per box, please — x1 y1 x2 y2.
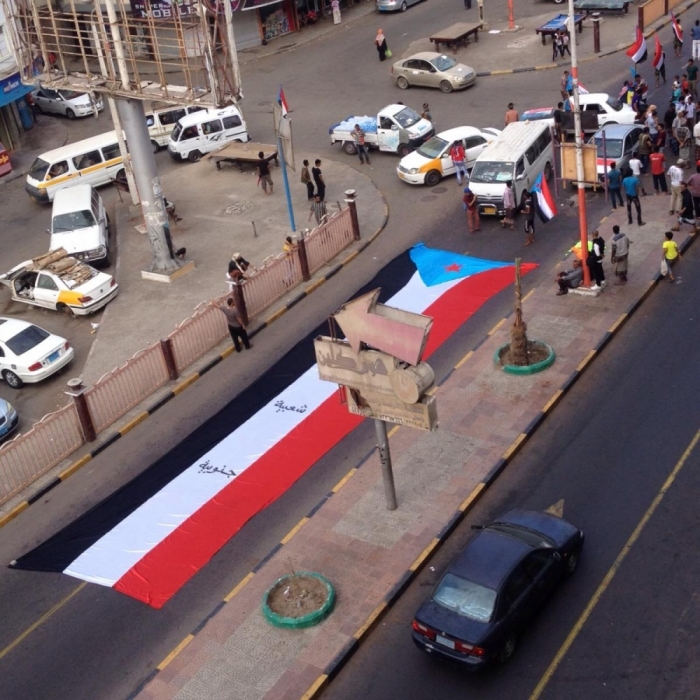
421 195 438 202
432 186 448 194
224 200 255 216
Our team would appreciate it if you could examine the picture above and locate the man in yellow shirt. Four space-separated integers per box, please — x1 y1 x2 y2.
662 230 681 282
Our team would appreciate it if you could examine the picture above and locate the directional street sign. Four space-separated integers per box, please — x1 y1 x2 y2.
345 387 438 432
333 289 433 366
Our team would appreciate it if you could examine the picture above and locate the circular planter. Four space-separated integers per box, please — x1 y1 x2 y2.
262 572 335 629
494 341 555 375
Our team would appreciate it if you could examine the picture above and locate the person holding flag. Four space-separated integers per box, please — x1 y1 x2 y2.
626 26 648 68
530 171 558 228
653 33 666 87
672 13 683 57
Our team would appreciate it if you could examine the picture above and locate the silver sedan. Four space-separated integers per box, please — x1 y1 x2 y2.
392 52 477 93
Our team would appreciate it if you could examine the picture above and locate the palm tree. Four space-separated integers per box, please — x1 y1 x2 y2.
509 258 529 366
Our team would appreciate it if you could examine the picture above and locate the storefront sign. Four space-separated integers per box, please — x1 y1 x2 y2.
0 73 33 109
131 0 195 19
0 142 13 178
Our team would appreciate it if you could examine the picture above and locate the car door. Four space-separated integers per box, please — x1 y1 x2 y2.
71 149 104 187
377 115 400 151
499 562 533 635
33 273 60 309
522 549 560 612
440 141 456 176
39 89 59 114
403 59 428 87
464 135 488 168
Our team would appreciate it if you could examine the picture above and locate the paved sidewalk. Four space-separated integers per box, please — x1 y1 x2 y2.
82 153 386 385
132 188 693 700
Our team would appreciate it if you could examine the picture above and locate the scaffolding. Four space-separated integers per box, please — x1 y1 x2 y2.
1 0 241 108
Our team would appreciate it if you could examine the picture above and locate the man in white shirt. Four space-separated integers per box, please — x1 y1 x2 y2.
628 156 648 196
667 158 685 214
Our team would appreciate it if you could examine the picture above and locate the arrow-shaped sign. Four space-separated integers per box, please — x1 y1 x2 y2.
333 289 432 366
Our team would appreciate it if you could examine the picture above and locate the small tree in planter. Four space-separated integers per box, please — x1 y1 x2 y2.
509 258 529 366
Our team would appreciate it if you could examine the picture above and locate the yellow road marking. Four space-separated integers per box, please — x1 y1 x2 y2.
410 538 440 571
608 313 627 334
454 350 473 369
157 634 194 671
502 433 527 461
119 412 148 436
265 308 287 324
353 602 387 639
576 349 596 372
542 390 564 414
58 454 92 481
172 374 199 395
487 318 507 336
0 582 85 661
523 289 535 303
529 426 700 700
331 468 357 493
387 425 400 437
300 674 328 700
223 572 255 602
544 499 564 518
221 346 234 359
280 517 309 544
0 501 28 528
459 482 486 512
305 278 326 294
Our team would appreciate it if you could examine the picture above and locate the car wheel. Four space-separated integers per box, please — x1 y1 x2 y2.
400 1 407 10
151 140 160 153
554 0 564 3
544 162 553 181
425 169 441 187
498 634 517 664
56 302 75 317
343 141 358 155
65 108 76 119
188 150 202 163
3 370 23 390
397 143 412 158
397 76 410 90
565 547 581 576
439 80 454 94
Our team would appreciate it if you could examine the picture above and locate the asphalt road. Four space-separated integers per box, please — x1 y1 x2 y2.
323 231 700 700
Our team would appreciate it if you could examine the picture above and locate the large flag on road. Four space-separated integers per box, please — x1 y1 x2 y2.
531 171 557 223
626 26 648 64
12 247 537 609
653 33 665 71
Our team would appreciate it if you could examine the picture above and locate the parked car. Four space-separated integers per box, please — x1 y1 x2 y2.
412 509 584 668
397 126 501 186
392 52 477 93
49 184 110 266
590 124 644 182
32 88 104 119
0 249 118 316
0 397 19 442
376 0 424 12
0 317 74 389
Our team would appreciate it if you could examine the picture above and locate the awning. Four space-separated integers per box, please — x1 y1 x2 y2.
241 0 284 10
0 73 33 109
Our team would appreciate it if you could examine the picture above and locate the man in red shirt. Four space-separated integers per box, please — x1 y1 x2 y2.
649 146 668 194
463 187 480 233
449 141 467 186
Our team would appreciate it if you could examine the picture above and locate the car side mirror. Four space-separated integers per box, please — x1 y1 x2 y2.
516 172 526 181
391 125 398 131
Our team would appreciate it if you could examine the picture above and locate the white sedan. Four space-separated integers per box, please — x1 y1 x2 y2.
0 317 74 389
32 88 104 119
397 126 501 186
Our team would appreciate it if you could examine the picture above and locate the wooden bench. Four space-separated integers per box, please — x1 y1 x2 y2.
429 22 481 53
574 0 630 16
536 13 584 45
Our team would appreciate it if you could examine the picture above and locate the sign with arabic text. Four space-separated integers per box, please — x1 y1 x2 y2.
346 388 438 432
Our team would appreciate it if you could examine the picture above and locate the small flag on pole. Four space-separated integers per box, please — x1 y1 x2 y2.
531 172 557 223
671 12 683 44
653 33 665 71
278 86 289 117
626 26 648 64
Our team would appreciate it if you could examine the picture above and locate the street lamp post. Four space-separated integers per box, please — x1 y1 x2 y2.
568 0 591 287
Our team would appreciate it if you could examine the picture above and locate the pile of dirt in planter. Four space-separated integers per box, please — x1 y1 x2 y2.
267 575 329 618
498 340 550 367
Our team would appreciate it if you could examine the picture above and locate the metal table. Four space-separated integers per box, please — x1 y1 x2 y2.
429 22 481 53
208 142 279 172
536 13 584 45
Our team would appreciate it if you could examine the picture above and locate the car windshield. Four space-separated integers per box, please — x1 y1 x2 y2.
487 523 555 549
171 123 183 141
593 136 623 158
394 107 420 128
28 158 50 181
431 55 456 72
6 326 50 356
417 136 449 159
433 573 496 623
606 96 623 112
59 90 84 100
470 161 514 183
52 210 97 232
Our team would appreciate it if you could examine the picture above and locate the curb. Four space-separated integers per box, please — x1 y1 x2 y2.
125 223 694 700
0 194 390 532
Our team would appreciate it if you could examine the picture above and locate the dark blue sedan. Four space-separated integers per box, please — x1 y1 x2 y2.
412 509 584 668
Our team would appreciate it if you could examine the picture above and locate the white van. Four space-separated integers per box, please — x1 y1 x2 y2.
167 105 250 163
146 104 205 152
49 185 110 266
26 131 124 204
468 121 554 216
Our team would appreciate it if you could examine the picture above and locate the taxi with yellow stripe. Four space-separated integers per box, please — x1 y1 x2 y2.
0 249 118 317
397 126 501 187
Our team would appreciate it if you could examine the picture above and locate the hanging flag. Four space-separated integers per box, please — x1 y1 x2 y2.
578 81 590 94
653 33 665 71
671 12 683 44
626 26 648 64
531 172 557 223
278 85 289 117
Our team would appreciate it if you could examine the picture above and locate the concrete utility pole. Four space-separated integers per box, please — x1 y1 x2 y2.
375 419 397 511
568 0 591 287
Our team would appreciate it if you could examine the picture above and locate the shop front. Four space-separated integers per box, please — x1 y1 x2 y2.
240 0 296 45
0 72 34 152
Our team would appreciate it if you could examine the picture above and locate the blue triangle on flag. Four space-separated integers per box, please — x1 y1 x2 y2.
409 243 511 287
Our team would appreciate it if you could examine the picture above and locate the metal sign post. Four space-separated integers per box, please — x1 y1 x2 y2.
374 419 397 511
273 103 296 232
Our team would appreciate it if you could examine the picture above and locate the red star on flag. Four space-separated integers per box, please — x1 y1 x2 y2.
445 263 462 272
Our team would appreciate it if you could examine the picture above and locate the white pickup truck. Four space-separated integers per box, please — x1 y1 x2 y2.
329 104 435 157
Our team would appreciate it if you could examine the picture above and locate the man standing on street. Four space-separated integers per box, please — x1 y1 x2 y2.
610 225 630 284
504 103 519 127
687 57 699 98
300 159 314 201
312 159 326 201
561 70 571 101
686 162 700 217
216 297 252 353
463 187 480 233
650 147 668 194
672 181 698 233
606 161 624 209
628 154 648 196
309 195 328 226
450 141 467 185
668 158 685 214
352 124 371 166
692 20 700 61
622 171 646 226
587 230 606 290
256 151 274 195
